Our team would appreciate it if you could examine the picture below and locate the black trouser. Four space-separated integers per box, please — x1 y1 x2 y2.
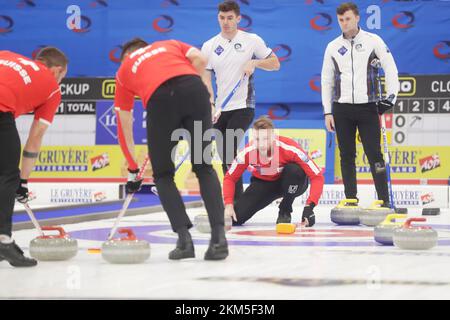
234 163 308 225
0 112 21 237
333 102 389 203
214 107 254 201
146 75 224 232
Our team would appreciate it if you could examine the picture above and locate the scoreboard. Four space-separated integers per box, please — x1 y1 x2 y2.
384 75 450 146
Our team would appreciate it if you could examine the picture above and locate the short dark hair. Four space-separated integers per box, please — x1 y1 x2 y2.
218 1 240 16
35 47 68 68
120 37 148 61
336 2 359 16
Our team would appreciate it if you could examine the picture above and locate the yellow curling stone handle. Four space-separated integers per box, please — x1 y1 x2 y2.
368 200 386 210
336 198 359 208
380 213 408 226
276 223 297 234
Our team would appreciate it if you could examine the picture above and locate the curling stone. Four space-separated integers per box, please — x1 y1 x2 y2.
330 199 361 225
102 228 150 264
29 226 78 261
374 214 407 245
393 218 438 250
194 214 232 233
360 200 395 227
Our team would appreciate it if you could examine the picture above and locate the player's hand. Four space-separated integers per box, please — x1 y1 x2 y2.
126 168 143 194
377 99 394 115
16 179 30 203
225 204 237 222
243 60 256 77
301 203 316 227
324 114 335 132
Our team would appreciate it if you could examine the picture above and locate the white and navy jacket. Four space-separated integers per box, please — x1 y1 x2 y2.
321 28 399 114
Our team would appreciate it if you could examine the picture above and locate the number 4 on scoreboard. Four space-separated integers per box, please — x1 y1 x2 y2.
440 100 450 113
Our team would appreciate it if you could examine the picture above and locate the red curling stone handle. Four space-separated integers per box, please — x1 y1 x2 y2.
118 228 137 241
41 226 67 237
404 218 427 229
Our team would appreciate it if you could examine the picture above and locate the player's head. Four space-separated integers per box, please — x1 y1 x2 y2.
218 1 241 35
120 37 148 62
336 2 360 35
35 47 68 84
252 116 275 154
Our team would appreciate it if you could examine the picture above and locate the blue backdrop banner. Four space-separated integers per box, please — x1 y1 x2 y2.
1 0 449 104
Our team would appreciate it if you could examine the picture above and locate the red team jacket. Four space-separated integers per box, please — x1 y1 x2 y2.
223 135 324 206
114 40 198 111
0 51 61 124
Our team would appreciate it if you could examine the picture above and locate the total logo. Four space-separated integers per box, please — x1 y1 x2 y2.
161 0 179 7
392 11 414 29
238 14 252 31
0 15 14 34
272 44 292 62
89 0 108 7
153 15 174 33
267 104 291 120
433 41 450 61
109 45 123 63
305 0 325 4
69 15 92 33
309 74 321 92
31 45 47 59
310 13 332 31
17 0 36 8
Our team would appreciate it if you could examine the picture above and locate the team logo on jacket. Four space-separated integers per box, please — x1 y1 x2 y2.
215 45 224 56
338 46 347 56
234 43 244 52
355 43 364 52
288 185 298 194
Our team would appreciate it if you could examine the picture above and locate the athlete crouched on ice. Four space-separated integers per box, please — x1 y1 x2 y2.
223 116 324 227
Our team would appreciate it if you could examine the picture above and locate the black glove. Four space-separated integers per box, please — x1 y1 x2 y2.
126 168 143 194
377 94 395 115
16 178 29 203
302 203 316 227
